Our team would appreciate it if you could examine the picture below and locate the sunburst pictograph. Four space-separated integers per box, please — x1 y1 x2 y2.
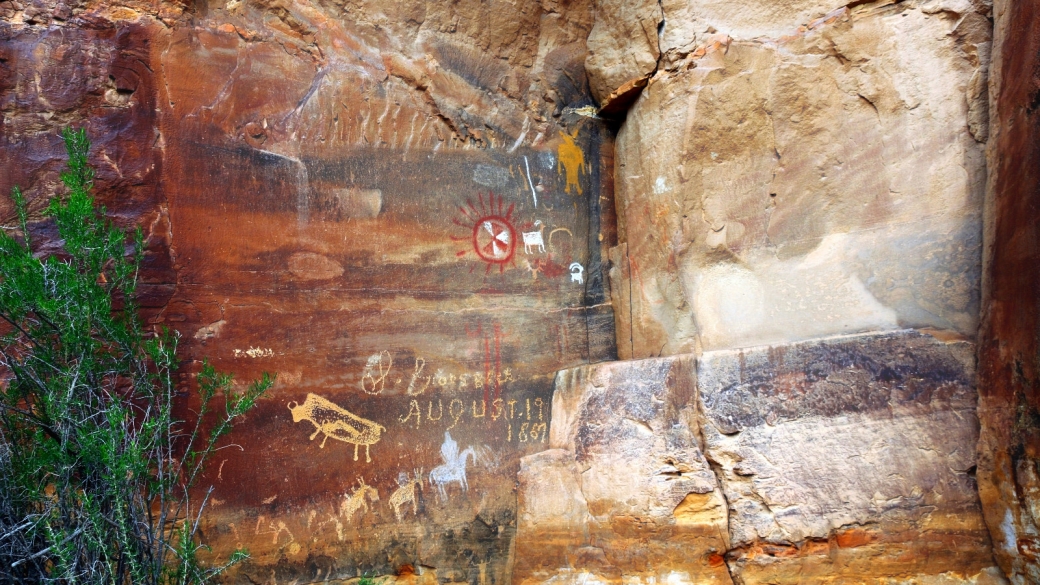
452 192 517 273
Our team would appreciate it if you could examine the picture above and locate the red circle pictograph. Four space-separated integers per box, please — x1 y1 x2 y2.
472 216 516 264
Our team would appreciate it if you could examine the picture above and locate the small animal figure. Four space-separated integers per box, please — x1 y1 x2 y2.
522 220 546 254
339 477 379 524
569 262 584 284
288 393 386 462
388 468 423 522
429 432 480 501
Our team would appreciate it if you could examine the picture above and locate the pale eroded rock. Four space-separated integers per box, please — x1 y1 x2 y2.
584 0 661 108
612 3 989 358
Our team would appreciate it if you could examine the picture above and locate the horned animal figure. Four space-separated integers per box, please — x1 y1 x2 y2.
428 432 479 501
522 220 546 254
388 468 423 522
288 393 385 462
340 477 379 524
569 262 584 284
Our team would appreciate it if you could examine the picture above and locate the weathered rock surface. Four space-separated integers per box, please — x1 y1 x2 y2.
515 357 732 584
611 0 990 359
3 0 1031 580
584 0 661 110
700 330 996 582
517 331 1003 583
976 0 1040 582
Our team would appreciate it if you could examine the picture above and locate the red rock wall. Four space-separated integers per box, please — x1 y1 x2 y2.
4 0 1039 581
976 0 1040 581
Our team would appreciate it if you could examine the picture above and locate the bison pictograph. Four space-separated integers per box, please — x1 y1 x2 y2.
288 393 385 462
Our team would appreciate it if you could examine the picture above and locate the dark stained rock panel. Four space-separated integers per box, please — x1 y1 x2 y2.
977 0 1040 581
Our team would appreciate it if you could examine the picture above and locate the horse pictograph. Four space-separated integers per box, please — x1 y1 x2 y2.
429 432 481 501
288 393 385 462
388 468 423 522
339 477 379 524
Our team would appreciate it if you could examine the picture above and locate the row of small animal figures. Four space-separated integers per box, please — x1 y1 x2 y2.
338 432 483 524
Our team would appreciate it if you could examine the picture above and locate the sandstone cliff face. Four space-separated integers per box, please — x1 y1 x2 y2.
561 0 1008 582
0 0 1031 582
515 332 1003 584
976 0 1040 582
601 0 991 359
2 0 616 582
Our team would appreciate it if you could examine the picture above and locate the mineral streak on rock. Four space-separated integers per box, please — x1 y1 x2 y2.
976 0 1040 582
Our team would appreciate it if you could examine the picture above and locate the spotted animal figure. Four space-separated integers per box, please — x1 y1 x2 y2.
288 393 385 462
339 477 379 524
429 432 481 501
388 468 423 522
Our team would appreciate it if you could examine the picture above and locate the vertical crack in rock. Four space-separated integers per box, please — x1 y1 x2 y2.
689 368 740 584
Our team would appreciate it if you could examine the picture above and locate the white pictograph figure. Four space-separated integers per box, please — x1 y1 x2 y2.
522 221 546 254
388 468 423 522
522 155 538 208
569 262 584 284
428 432 479 501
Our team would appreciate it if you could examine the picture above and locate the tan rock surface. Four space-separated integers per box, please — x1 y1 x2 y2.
698 330 998 582
516 331 1001 583
584 0 661 108
612 1 990 359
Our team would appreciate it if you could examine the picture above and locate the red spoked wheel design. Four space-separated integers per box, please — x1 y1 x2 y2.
473 216 516 264
452 192 517 273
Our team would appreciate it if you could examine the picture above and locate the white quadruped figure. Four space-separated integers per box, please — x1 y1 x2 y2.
428 432 479 502
569 262 584 284
522 221 546 254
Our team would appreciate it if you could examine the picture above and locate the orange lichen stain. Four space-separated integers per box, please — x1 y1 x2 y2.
835 528 877 548
557 129 589 196
707 552 726 567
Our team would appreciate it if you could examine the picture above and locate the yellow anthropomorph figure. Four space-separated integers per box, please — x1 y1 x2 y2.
557 129 589 196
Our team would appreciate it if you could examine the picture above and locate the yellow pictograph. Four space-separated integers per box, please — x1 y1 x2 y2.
557 129 589 196
288 393 386 462
340 477 379 524
388 468 423 522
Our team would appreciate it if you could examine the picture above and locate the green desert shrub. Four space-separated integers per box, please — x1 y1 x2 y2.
0 128 273 584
